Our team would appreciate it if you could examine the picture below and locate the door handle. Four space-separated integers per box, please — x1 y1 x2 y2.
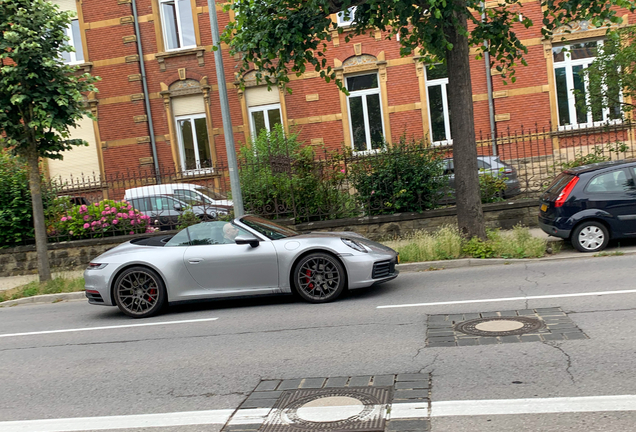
188 258 203 264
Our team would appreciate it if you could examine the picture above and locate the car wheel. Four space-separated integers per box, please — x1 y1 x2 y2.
113 266 167 318
572 221 609 253
293 253 346 303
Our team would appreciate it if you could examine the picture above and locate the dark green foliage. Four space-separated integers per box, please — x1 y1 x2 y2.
559 142 629 169
347 138 445 215
581 27 636 116
479 169 508 203
0 150 54 247
239 125 355 222
0 0 100 159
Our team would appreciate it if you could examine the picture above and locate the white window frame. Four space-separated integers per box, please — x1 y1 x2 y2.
63 20 84 65
425 68 452 146
345 72 385 154
175 113 213 175
553 40 622 130
159 0 197 52
337 6 357 27
248 103 283 138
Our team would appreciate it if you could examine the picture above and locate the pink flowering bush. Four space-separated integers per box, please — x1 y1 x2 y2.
49 199 153 239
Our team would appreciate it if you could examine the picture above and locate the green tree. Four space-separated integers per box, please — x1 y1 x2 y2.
1 0 99 281
581 27 636 118
223 0 634 239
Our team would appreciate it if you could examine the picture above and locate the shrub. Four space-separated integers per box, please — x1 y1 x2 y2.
0 149 56 247
560 142 629 170
479 169 508 203
48 199 152 240
239 125 355 222
347 137 445 215
177 208 200 230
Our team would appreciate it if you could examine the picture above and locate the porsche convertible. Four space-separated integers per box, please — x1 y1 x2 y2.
85 215 399 318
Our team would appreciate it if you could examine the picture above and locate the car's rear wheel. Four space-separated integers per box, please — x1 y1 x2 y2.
293 253 346 303
113 266 167 318
572 221 609 253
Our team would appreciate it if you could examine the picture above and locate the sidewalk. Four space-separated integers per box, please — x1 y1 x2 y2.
0 270 84 292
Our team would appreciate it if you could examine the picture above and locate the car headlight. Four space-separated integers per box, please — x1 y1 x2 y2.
342 238 368 253
86 263 108 270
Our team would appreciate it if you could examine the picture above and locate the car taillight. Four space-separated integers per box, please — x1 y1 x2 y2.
555 176 579 207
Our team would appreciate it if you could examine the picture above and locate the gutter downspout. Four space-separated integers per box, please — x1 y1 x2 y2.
132 0 161 183
481 3 498 156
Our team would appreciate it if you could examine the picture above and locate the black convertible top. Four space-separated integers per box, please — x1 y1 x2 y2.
130 235 174 247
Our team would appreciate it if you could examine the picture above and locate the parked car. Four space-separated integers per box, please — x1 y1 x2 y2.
538 159 636 252
443 156 522 199
124 183 232 211
84 215 399 318
129 195 229 230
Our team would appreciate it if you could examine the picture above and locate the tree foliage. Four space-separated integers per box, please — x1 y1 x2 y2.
582 26 636 117
223 0 632 91
0 0 99 158
1 0 100 280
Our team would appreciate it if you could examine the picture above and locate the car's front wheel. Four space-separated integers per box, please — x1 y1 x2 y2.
572 221 609 253
113 266 167 318
293 253 346 303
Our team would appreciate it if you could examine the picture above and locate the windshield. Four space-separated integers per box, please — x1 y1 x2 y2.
240 215 298 240
195 187 227 201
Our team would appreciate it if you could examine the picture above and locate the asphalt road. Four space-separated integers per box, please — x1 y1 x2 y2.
1 255 636 431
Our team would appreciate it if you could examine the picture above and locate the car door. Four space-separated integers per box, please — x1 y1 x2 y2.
182 222 279 295
584 168 636 236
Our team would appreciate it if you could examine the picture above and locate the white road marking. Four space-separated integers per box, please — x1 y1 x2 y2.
431 394 636 417
0 410 234 432
377 288 636 309
2 395 636 431
0 317 219 339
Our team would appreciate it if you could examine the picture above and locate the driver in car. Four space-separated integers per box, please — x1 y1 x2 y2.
222 223 240 244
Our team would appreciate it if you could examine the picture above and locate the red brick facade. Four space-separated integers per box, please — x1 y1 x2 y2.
68 0 634 179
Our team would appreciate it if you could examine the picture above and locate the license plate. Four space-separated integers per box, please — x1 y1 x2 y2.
540 204 548 212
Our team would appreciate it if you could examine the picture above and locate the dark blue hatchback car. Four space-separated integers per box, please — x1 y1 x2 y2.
538 159 636 252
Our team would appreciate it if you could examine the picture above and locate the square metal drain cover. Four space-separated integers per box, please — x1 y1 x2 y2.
426 307 588 347
260 386 392 432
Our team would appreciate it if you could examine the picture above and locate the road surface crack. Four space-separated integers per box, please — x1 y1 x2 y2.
418 353 439 374
543 341 575 384
522 263 546 309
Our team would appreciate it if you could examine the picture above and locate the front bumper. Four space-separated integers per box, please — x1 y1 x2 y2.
344 254 399 290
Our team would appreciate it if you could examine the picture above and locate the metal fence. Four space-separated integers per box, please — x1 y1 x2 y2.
44 120 635 242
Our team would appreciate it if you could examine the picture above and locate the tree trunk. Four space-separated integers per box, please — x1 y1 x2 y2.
445 8 487 240
26 146 51 282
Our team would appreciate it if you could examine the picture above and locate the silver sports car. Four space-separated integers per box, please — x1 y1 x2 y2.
85 215 399 318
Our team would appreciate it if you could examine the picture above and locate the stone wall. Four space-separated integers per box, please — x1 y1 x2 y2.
293 200 539 241
0 200 539 277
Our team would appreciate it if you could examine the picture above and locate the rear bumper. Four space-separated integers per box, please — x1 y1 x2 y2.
538 216 571 239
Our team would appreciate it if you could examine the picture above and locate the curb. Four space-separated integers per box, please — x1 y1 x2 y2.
397 248 636 272
0 291 86 307
2 249 636 307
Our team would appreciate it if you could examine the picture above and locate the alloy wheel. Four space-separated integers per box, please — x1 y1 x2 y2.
115 269 162 317
297 256 342 300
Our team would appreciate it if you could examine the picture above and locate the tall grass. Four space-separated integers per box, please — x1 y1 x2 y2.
384 225 549 263
0 277 85 303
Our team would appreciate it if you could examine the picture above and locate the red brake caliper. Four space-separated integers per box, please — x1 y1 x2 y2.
305 270 314 290
148 288 157 301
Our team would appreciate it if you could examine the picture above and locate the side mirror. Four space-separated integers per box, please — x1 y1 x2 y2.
235 236 260 248
174 204 183 212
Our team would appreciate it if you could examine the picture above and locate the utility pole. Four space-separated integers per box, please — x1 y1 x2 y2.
207 0 244 216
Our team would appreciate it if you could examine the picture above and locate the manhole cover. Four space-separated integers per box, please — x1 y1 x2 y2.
262 387 391 432
455 316 543 337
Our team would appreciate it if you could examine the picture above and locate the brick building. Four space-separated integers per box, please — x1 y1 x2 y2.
47 0 635 195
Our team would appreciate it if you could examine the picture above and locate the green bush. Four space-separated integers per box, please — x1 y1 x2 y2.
47 199 152 240
347 138 445 215
560 142 629 170
176 208 200 230
239 125 355 222
479 169 508 203
0 149 55 247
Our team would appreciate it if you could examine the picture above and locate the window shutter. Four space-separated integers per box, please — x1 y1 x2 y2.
245 86 280 107
172 95 206 116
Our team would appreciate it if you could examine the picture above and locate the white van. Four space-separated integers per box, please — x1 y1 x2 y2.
124 183 232 210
